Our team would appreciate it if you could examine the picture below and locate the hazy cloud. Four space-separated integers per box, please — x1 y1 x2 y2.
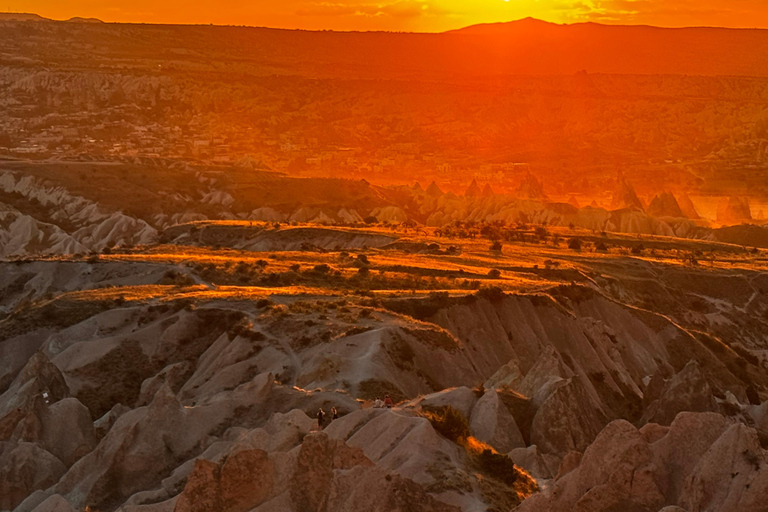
296 0 448 19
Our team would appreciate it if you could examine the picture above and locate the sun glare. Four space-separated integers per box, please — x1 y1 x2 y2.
11 0 768 30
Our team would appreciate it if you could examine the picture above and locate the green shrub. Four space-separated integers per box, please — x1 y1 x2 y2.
477 449 519 486
476 286 506 303
424 405 470 443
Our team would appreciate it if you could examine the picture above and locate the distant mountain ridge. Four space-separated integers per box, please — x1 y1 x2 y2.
444 17 768 76
0 12 50 21
0 14 767 76
449 16 768 35
0 12 103 23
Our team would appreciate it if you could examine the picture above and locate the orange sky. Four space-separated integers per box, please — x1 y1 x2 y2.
9 0 768 31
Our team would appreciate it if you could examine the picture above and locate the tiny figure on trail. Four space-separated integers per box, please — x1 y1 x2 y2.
317 408 325 429
384 395 393 409
331 406 339 421
373 397 383 408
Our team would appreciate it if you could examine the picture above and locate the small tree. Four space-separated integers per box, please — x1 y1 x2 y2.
488 269 502 279
489 240 503 252
568 238 582 251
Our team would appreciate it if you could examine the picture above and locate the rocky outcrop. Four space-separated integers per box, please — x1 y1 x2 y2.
515 173 547 200
39 398 97 467
717 196 752 224
610 174 644 211
469 388 525 452
173 432 458 512
0 352 69 441
426 182 444 198
679 423 768 511
640 361 719 426
407 387 478 419
26 495 76 512
677 192 701 219
464 180 480 198
518 412 768 512
529 378 610 455
647 192 685 218
0 171 158 256
0 442 67 511
55 384 220 510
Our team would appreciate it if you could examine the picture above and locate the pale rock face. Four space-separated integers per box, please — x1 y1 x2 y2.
137 362 193 406
679 423 768 512
54 384 211 510
324 409 467 490
677 192 701 220
555 451 582 480
93 403 132 438
172 431 457 512
514 346 573 401
39 397 97 467
529 378 609 455
28 495 77 512
248 207 287 222
12 490 55 512
469 388 525 453
0 352 70 442
0 442 67 511
508 445 559 480
483 359 524 390
517 411 768 512
406 387 478 419
0 171 158 255
638 422 669 444
234 410 315 454
650 412 730 503
641 360 719 426
517 420 660 512
369 206 408 223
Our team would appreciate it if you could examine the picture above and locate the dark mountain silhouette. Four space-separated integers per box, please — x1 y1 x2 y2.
0 12 50 22
2 16 768 78
68 17 104 24
448 18 768 76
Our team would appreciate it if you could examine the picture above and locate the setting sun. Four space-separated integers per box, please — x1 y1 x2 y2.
9 0 768 30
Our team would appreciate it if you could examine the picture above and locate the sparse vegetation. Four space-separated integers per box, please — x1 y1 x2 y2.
422 405 470 443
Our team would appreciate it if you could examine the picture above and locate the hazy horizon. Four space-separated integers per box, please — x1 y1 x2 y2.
7 0 768 32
